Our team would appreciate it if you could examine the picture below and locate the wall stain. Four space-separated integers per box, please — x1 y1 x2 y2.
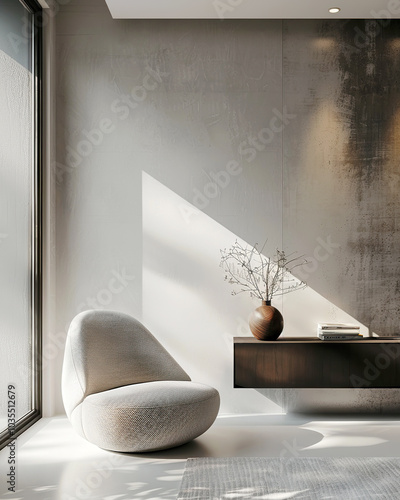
285 20 400 335
325 20 400 188
338 20 400 333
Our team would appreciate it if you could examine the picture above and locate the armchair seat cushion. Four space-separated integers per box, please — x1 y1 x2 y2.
77 380 220 452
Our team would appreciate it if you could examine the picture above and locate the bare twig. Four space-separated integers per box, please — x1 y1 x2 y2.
220 241 308 302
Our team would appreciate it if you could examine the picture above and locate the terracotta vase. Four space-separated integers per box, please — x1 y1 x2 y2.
249 300 284 341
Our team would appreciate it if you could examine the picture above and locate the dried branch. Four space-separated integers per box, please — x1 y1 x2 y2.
220 240 309 302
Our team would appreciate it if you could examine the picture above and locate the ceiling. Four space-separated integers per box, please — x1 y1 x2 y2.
104 0 399 19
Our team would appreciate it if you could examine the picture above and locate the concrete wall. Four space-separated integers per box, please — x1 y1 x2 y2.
283 19 400 337
53 1 400 415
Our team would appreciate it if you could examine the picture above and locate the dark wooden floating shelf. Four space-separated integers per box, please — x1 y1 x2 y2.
234 337 400 389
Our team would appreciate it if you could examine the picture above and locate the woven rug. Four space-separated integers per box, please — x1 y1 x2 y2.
177 457 400 499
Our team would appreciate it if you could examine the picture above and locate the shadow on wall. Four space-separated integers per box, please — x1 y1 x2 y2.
256 389 400 415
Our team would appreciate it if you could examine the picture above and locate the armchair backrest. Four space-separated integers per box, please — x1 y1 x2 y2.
61 310 190 418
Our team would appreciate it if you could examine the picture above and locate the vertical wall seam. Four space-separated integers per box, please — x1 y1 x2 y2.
281 19 284 315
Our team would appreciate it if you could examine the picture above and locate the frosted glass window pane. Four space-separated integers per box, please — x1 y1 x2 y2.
0 0 34 431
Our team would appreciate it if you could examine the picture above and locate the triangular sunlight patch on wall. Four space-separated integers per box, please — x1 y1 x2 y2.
142 171 369 415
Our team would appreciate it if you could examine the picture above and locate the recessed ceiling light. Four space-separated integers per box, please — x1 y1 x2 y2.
329 7 341 13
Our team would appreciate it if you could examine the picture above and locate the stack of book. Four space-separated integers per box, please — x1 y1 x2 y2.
318 323 362 340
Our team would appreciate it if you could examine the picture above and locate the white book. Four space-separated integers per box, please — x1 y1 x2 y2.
318 323 360 330
317 329 360 335
318 333 363 340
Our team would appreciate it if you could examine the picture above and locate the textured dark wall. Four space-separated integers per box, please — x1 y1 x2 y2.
284 20 400 336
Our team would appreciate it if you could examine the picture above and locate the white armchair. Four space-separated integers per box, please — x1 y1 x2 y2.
61 310 220 452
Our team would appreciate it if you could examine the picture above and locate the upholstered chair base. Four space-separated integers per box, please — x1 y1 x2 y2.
74 381 220 452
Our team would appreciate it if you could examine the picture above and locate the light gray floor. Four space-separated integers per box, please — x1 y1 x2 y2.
1 414 400 499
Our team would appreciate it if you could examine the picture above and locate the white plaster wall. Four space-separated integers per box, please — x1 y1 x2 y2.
54 1 285 415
